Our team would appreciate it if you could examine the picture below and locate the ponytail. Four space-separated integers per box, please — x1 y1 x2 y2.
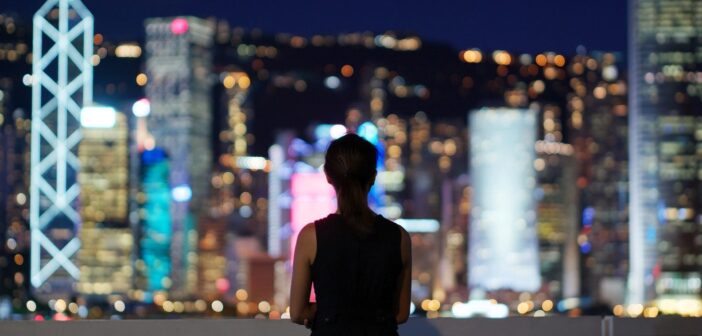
337 177 374 235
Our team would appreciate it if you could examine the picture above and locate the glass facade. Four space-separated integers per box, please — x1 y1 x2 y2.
629 0 702 307
144 17 214 297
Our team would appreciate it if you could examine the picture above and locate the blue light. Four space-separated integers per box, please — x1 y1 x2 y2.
356 121 385 208
582 206 595 227
324 76 341 89
140 154 172 292
142 148 167 165
357 121 378 144
579 241 592 254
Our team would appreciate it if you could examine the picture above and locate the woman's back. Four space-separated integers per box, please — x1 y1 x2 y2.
289 134 411 334
311 213 402 336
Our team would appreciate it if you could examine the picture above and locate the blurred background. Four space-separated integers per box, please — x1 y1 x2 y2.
0 0 697 321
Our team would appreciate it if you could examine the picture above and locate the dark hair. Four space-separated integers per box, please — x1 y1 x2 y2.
324 133 378 234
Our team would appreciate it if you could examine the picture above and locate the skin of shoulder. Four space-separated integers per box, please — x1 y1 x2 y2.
290 222 317 326
298 223 317 264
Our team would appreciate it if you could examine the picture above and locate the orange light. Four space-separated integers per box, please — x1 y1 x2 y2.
492 51 511 65
535 54 547 67
136 73 148 86
554 55 566 67
341 64 354 77
237 75 251 89
461 49 482 63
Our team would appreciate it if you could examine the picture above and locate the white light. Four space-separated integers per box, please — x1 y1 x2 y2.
16 193 27 205
172 185 192 202
557 297 580 311
26 300 37 312
603 65 618 81
329 124 347 139
132 98 151 117
409 302 416 315
324 76 340 89
236 156 267 170
114 300 125 313
81 106 116 128
6 238 17 250
211 300 224 313
22 74 33 86
396 219 440 233
451 300 509 318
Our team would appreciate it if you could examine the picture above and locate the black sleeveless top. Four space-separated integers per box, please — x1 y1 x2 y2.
311 213 403 336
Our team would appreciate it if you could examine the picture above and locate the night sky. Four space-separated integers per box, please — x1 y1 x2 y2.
4 0 627 54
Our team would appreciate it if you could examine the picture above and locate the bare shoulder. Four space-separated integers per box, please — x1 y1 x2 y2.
298 223 317 244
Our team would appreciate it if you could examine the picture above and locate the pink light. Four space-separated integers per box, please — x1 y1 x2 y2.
170 18 189 35
216 278 230 293
291 173 335 197
289 173 336 288
53 313 70 321
34 315 45 321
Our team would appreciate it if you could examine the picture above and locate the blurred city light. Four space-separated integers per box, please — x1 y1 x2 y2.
469 108 540 292
132 98 151 117
172 185 193 202
0 0 700 323
80 106 117 128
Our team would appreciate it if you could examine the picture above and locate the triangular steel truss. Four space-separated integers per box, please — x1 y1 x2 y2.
30 0 93 289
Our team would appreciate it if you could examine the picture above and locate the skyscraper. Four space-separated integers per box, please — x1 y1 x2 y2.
468 108 541 293
76 108 132 297
533 104 579 300
568 52 629 305
144 17 214 297
0 13 32 301
629 0 702 308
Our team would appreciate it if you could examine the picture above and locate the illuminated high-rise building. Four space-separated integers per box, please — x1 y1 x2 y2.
76 108 132 297
468 108 540 293
533 104 579 300
568 52 629 304
137 148 172 294
629 0 702 307
144 17 214 297
0 16 32 298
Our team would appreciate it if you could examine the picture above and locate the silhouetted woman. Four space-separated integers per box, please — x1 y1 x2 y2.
291 133 412 336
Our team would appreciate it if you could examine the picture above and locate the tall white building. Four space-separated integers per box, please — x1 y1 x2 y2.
468 108 541 292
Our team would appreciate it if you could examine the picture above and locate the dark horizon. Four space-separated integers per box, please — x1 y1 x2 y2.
2 0 627 54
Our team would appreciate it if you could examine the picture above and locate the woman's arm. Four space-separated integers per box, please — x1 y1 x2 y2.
290 223 317 326
395 227 412 324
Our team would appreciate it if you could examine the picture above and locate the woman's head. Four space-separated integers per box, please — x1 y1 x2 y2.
324 133 378 233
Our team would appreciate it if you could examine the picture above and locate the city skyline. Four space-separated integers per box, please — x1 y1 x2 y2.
2 0 627 54
1 0 702 322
